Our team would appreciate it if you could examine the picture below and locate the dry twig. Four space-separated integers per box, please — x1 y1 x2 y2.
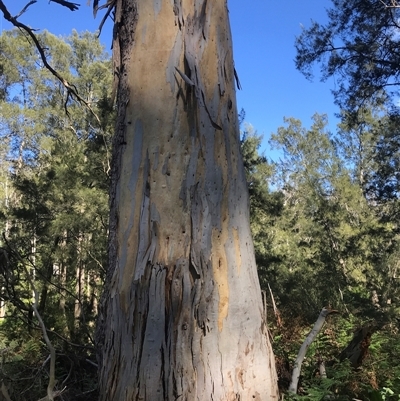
379 0 400 7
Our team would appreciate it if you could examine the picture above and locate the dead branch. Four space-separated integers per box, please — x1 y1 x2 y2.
14 0 37 19
23 271 57 400
49 0 80 11
289 307 339 394
379 0 400 7
0 382 13 401
268 282 282 327
93 0 115 18
88 0 116 37
96 0 116 37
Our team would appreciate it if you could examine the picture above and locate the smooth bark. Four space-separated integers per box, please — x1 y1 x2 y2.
96 1 279 400
289 307 337 394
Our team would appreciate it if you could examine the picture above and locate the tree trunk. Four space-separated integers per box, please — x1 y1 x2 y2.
339 324 376 368
96 1 279 400
74 233 85 336
289 307 338 394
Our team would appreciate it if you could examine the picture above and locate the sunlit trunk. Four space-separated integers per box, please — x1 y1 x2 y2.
97 1 278 400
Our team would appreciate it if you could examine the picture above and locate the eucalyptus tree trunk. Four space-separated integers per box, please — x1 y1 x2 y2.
96 1 279 400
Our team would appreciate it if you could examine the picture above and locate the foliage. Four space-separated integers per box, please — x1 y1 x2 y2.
240 122 284 285
295 0 400 231
0 10 399 398
259 113 400 323
295 0 400 113
0 29 112 398
241 111 400 399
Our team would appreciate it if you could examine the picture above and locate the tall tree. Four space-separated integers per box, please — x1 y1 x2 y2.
0 28 111 343
0 27 112 399
240 124 284 290
0 1 279 398
94 1 279 400
295 0 400 112
261 114 400 324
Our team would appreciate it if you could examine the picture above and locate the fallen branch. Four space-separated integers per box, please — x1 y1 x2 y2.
289 307 339 394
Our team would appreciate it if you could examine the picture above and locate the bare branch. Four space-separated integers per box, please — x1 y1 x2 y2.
93 0 114 17
49 0 80 11
268 282 282 327
22 271 56 399
96 0 116 36
14 0 37 19
0 382 13 401
1 236 57 400
379 0 400 7
91 0 99 16
289 307 339 394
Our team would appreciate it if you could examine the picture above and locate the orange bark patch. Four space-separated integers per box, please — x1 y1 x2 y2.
232 227 242 274
211 227 229 332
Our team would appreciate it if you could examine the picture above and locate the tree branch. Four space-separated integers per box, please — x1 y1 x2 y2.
19 264 56 400
14 0 37 19
49 0 80 11
379 0 400 8
0 382 13 401
96 0 116 37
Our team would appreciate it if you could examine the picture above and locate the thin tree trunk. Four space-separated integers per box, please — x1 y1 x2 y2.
96 1 279 400
74 233 85 338
58 262 70 337
58 232 69 337
289 307 338 394
339 324 376 368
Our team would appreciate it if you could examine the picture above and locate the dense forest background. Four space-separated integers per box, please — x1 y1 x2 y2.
1 1 400 398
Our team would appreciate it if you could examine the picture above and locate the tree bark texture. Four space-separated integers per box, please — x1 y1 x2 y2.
96 1 279 400
339 325 376 368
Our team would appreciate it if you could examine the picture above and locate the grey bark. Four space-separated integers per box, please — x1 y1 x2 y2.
289 308 337 394
96 1 279 400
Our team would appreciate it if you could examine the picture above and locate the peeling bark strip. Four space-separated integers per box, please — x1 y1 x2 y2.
96 1 279 400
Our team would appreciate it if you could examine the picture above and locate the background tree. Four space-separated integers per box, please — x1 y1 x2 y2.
243 113 400 398
240 123 284 288
295 0 400 113
0 28 112 400
262 113 400 322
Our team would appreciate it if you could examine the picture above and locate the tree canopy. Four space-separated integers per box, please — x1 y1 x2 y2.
0 28 112 400
296 0 400 112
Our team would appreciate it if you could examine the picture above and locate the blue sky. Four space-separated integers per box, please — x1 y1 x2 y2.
1 0 339 158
